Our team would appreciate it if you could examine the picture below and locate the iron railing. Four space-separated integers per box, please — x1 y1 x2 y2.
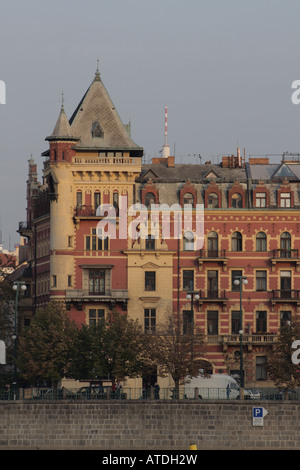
271 249 300 259
2 387 300 401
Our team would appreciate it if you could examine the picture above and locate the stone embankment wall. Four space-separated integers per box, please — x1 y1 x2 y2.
0 400 299 449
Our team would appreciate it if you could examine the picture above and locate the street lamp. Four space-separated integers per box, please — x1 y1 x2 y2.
233 276 248 399
186 291 200 333
12 281 27 397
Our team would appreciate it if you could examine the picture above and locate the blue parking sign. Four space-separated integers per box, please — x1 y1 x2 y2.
253 407 263 418
252 407 268 426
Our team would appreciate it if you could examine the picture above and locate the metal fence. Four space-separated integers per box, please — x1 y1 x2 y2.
1 387 300 401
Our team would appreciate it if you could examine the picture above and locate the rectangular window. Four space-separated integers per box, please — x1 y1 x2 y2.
89 269 105 295
145 271 156 291
144 308 156 333
68 275 72 287
207 310 218 335
256 311 267 333
231 310 240 334
86 229 108 251
232 270 242 291
52 275 57 287
256 270 267 291
89 308 105 326
280 271 291 298
280 192 291 208
256 356 267 380
280 311 291 328
207 270 218 297
183 270 194 291
183 310 193 334
256 192 266 208
145 235 155 251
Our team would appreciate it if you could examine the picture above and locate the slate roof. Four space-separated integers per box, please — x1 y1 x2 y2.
46 67 143 153
138 161 300 183
68 68 142 151
138 163 247 182
246 162 300 181
47 103 78 141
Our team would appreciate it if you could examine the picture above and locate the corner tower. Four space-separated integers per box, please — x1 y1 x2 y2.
39 66 143 323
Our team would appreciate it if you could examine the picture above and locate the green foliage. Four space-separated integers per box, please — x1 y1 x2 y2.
267 318 300 391
153 312 206 391
17 302 77 387
68 310 150 383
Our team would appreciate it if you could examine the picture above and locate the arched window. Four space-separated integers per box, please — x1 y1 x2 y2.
207 193 219 208
256 232 267 251
231 193 242 208
208 231 218 257
76 191 82 207
183 192 194 206
280 232 291 257
232 231 242 251
183 231 194 251
145 192 156 208
94 191 101 210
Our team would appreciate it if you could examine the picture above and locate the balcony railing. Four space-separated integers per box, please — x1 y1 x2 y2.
199 249 227 259
272 289 300 300
197 250 228 272
74 205 119 217
65 289 128 302
199 289 228 300
74 205 97 217
220 333 277 345
271 249 300 259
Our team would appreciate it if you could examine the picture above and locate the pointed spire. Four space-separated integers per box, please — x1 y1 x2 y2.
61 90 65 111
94 58 101 82
46 93 79 141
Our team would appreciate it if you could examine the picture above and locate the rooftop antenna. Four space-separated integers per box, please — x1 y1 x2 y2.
162 105 170 158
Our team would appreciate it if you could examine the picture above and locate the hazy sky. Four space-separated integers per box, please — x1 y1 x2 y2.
1 0 300 249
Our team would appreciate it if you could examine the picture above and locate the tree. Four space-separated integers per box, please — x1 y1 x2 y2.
266 318 300 397
0 256 18 386
17 302 77 387
152 312 207 396
68 310 151 384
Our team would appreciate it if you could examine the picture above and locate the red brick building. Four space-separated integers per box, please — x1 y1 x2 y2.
18 67 300 388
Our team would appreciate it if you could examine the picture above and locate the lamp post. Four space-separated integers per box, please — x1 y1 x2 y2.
186 291 200 333
12 281 27 397
233 276 248 399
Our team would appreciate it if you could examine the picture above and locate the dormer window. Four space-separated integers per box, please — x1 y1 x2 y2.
231 193 242 208
183 192 194 206
255 192 266 208
91 121 104 138
280 192 291 208
145 192 156 208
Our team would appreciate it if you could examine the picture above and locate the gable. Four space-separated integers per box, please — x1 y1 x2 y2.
272 163 297 179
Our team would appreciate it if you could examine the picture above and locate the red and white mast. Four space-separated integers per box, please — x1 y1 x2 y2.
162 105 170 158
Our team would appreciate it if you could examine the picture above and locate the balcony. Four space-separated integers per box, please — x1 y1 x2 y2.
197 250 228 272
270 249 300 272
65 289 128 308
207 333 277 349
271 289 300 312
74 205 97 217
198 289 228 311
18 221 32 238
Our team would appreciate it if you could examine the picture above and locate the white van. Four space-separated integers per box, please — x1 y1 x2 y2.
184 374 240 399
